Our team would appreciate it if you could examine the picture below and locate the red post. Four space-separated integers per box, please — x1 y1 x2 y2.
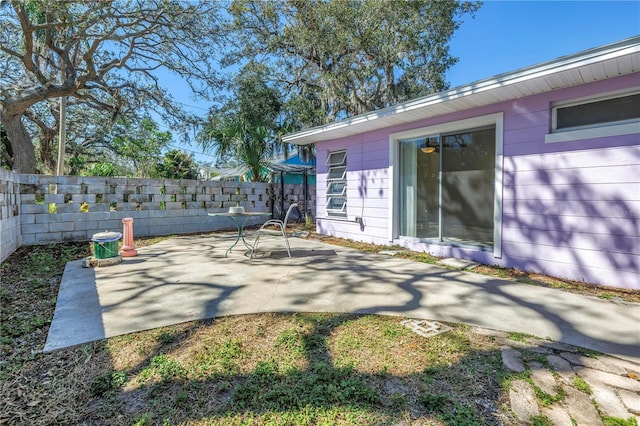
121 217 138 257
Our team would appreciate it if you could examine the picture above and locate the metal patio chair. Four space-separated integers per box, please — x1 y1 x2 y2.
250 203 298 258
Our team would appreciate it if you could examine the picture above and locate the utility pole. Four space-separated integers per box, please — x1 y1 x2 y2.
57 51 67 176
56 95 66 176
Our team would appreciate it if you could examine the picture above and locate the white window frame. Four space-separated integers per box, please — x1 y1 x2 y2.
389 112 504 258
545 89 640 144
325 149 347 218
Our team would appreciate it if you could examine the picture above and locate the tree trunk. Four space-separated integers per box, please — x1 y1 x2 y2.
0 111 36 173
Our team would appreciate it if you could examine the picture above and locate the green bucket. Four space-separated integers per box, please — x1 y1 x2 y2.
92 231 122 259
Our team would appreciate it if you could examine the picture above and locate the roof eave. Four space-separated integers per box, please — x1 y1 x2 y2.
283 36 640 145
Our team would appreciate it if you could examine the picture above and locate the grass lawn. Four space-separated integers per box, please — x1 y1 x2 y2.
1 230 638 425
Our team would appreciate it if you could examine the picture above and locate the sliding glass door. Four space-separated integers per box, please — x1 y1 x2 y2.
399 125 495 247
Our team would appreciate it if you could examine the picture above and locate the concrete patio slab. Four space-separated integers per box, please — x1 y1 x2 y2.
45 233 640 363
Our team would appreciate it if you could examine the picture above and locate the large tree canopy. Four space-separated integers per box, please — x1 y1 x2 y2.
0 0 221 173
225 0 481 126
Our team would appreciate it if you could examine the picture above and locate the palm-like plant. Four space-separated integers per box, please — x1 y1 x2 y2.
205 118 275 182
202 62 286 182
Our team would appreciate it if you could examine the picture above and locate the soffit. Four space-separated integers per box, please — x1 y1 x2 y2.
284 37 640 145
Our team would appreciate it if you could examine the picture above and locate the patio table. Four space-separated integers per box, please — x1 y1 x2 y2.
208 211 271 257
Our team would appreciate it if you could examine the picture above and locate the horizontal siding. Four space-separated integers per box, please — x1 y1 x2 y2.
504 145 640 172
502 140 639 287
351 216 388 229
502 227 639 256
504 109 548 131
317 218 389 245
313 73 639 288
496 252 640 289
395 237 640 289
502 213 636 237
317 127 390 225
317 136 388 173
348 142 389 171
346 206 388 221
345 169 389 192
503 182 638 201
504 126 548 147
344 164 389 237
502 199 640 219
505 164 639 186
502 240 638 275
317 132 390 241
349 197 388 211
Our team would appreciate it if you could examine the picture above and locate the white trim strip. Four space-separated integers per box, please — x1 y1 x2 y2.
493 113 504 259
545 121 640 144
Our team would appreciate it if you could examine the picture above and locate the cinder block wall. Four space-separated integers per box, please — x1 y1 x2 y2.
0 169 21 263
0 173 316 261
17 175 274 245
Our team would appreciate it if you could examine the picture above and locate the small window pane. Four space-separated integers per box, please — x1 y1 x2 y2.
327 166 346 180
327 181 346 196
326 150 347 166
556 93 640 130
326 197 346 212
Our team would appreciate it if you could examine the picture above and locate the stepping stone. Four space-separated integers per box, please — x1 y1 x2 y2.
597 356 640 377
564 387 603 426
501 347 526 373
560 352 628 375
528 338 578 353
541 406 574 426
547 355 575 383
526 345 554 355
509 379 539 422
618 389 640 415
574 366 640 392
529 362 559 396
437 257 479 270
591 383 631 419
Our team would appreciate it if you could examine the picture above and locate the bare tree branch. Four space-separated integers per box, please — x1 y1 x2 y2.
1 0 223 173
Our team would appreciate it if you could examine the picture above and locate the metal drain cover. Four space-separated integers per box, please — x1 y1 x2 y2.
400 319 451 337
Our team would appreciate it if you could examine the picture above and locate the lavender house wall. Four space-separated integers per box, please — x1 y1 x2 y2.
316 73 639 289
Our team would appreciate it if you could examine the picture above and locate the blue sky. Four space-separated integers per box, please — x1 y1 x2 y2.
166 1 640 162
447 1 640 87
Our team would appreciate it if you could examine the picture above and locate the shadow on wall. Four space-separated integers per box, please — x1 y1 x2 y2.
501 147 639 289
357 169 388 200
317 139 639 288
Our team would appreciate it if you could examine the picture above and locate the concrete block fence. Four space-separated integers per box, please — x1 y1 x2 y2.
0 171 316 263
0 169 21 263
